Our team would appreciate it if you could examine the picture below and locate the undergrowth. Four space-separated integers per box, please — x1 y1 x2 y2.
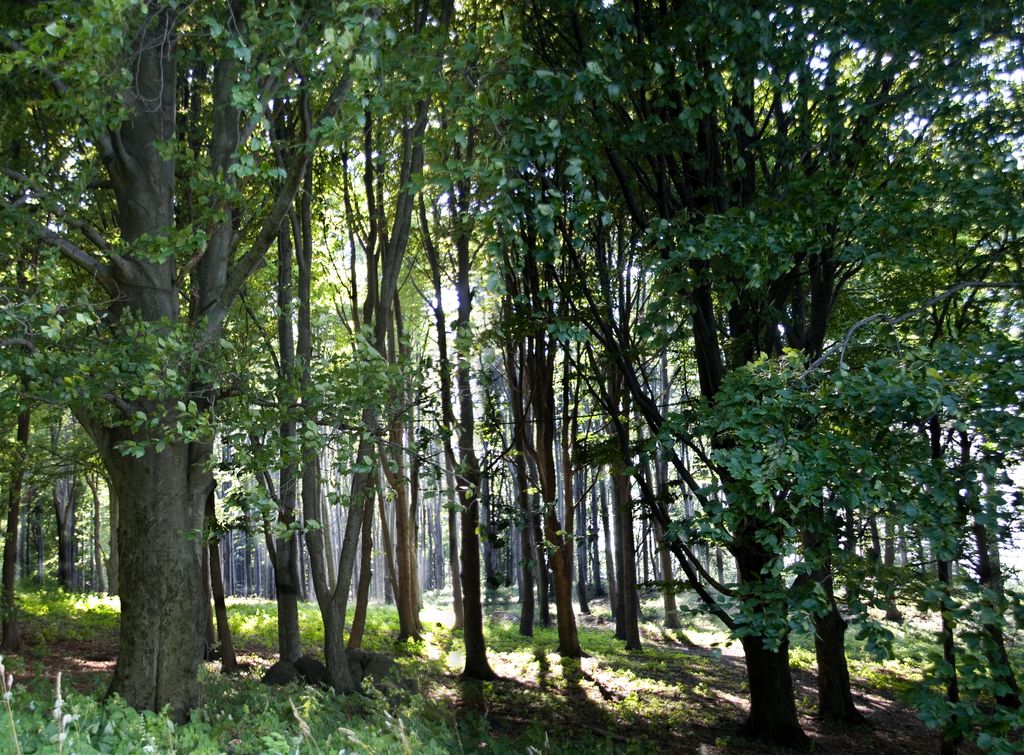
0 586 962 753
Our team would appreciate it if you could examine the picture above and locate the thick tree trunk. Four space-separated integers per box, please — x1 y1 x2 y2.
1 407 30 651
802 524 862 724
481 464 499 589
532 340 582 658
98 436 208 720
739 636 807 746
54 471 78 590
612 466 640 649
813 606 863 723
733 538 805 745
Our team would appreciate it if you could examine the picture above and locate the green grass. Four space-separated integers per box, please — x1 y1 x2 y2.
0 585 951 754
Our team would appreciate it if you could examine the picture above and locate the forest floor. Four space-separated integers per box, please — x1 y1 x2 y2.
0 587 960 753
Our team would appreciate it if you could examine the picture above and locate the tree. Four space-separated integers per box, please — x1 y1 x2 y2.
1 1 367 716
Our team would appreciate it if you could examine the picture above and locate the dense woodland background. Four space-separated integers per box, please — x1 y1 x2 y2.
0 0 1023 752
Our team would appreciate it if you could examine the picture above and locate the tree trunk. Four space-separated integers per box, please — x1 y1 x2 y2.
202 544 217 660
445 456 464 629
107 481 119 595
347 491 376 650
590 483 604 597
421 194 464 630
87 475 107 594
739 636 807 746
96 435 208 719
531 334 582 658
937 557 962 754
653 518 680 630
54 469 78 590
653 454 680 630
576 473 590 615
204 490 237 672
600 478 617 614
1 406 30 651
514 447 535 636
377 490 400 607
733 536 805 745
883 514 903 623
274 223 303 663
611 465 640 649
972 516 1020 708
450 155 497 680
813 606 863 723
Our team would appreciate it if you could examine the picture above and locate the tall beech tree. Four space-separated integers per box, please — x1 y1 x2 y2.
1 1 368 715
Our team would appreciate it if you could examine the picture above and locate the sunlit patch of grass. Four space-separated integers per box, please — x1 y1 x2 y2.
18 587 120 643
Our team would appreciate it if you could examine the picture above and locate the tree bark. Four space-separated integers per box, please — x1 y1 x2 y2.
590 483 604 597
107 481 119 595
733 536 805 745
87 475 107 594
53 465 79 590
739 636 807 746
813 606 863 723
96 434 208 719
600 479 617 614
972 517 1020 708
576 472 590 615
453 187 497 680
205 490 237 672
532 352 583 657
347 491 376 650
274 223 303 663
1 406 30 651
653 452 680 630
514 443 535 636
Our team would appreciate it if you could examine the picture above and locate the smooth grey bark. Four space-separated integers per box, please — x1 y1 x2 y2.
274 223 303 663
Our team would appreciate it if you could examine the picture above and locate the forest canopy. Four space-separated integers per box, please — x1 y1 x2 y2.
0 0 1022 752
